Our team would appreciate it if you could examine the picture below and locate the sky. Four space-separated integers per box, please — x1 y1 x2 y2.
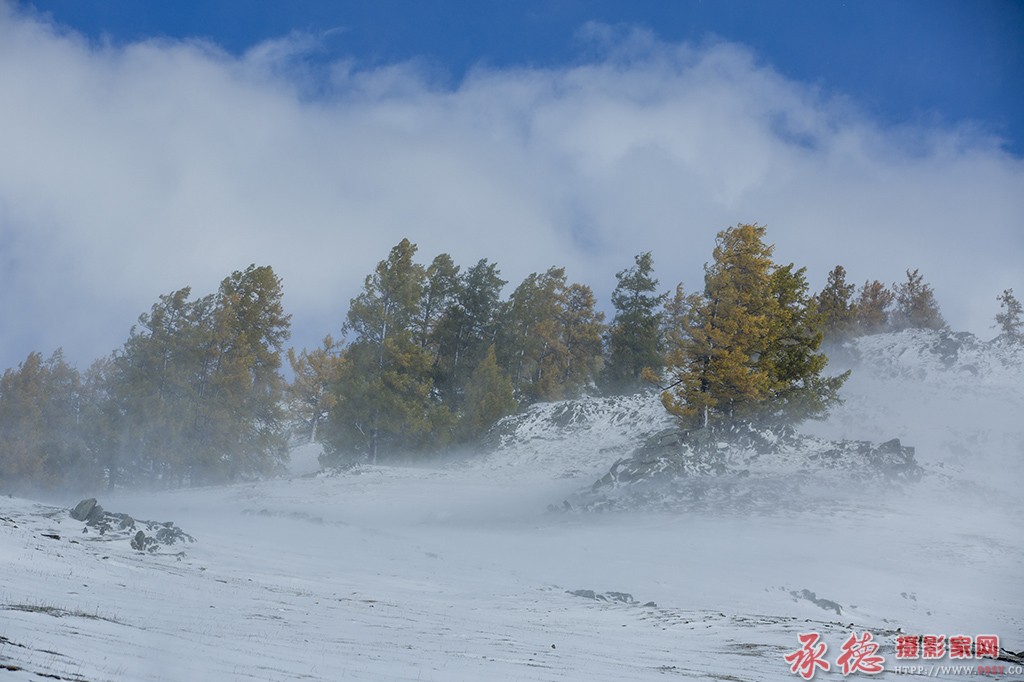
1 0 1022 371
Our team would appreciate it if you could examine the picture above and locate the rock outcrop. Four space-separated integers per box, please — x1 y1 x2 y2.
68 499 195 552
558 425 923 514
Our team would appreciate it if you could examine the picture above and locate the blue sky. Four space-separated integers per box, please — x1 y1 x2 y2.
25 0 1024 154
1 0 1022 369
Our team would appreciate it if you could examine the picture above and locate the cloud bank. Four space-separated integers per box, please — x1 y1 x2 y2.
1 5 1022 369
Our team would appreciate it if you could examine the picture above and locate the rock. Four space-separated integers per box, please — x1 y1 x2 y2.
605 591 635 604
569 589 596 600
791 589 843 616
69 500 195 551
562 424 923 514
85 504 106 524
70 498 97 521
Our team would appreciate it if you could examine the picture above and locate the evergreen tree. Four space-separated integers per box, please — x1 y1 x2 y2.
892 268 946 331
109 265 291 486
760 264 848 424
661 224 845 431
813 265 857 342
323 239 451 463
432 258 505 405
111 287 213 485
499 267 567 401
458 345 516 441
79 356 121 489
854 280 894 334
207 264 292 480
659 284 694 358
0 350 94 490
602 252 667 393
662 224 775 429
499 267 604 403
286 336 343 442
995 288 1023 340
415 253 461 354
560 283 605 391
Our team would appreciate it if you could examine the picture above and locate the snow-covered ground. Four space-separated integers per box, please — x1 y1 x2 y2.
2 331 1022 681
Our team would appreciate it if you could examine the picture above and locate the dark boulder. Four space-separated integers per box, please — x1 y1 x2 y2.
70 498 97 521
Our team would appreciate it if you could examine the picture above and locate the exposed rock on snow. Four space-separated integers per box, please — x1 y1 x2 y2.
567 590 657 607
69 497 97 521
558 425 922 514
477 391 675 479
838 329 1024 387
69 498 195 551
790 589 843 616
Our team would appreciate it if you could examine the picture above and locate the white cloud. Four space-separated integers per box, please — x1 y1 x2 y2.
1 4 1021 369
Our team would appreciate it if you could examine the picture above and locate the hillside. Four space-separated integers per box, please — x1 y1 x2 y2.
1 330 1021 681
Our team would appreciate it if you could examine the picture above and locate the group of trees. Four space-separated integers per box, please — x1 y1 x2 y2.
1 265 291 491
304 240 610 464
3 226 1019 491
812 265 947 342
301 241 678 465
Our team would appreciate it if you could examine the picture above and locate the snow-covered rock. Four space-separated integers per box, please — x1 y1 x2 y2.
474 391 674 480
561 426 922 514
838 329 1024 388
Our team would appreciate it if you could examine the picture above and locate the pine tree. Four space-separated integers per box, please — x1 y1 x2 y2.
499 268 568 402
79 356 121 489
208 264 292 480
287 336 343 442
854 280 894 334
458 345 516 441
323 239 451 463
560 282 605 391
602 252 667 393
663 225 775 428
108 266 291 486
813 265 857 342
995 288 1023 340
498 267 604 403
760 264 847 424
661 224 845 431
415 253 461 354
112 287 213 485
892 269 946 331
432 258 505 407
0 350 93 490
659 284 694 356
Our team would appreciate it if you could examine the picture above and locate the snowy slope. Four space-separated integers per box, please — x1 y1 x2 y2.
2 331 1022 681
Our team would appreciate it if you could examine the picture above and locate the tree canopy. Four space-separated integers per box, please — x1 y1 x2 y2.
602 252 667 393
660 224 847 431
2 229 971 488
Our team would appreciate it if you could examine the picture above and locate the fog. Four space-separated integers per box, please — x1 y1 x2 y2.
2 331 1021 679
2 1 1022 676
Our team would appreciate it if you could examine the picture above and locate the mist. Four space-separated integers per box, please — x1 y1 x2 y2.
2 2 1022 677
2 327 1021 679
2 3 1023 373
